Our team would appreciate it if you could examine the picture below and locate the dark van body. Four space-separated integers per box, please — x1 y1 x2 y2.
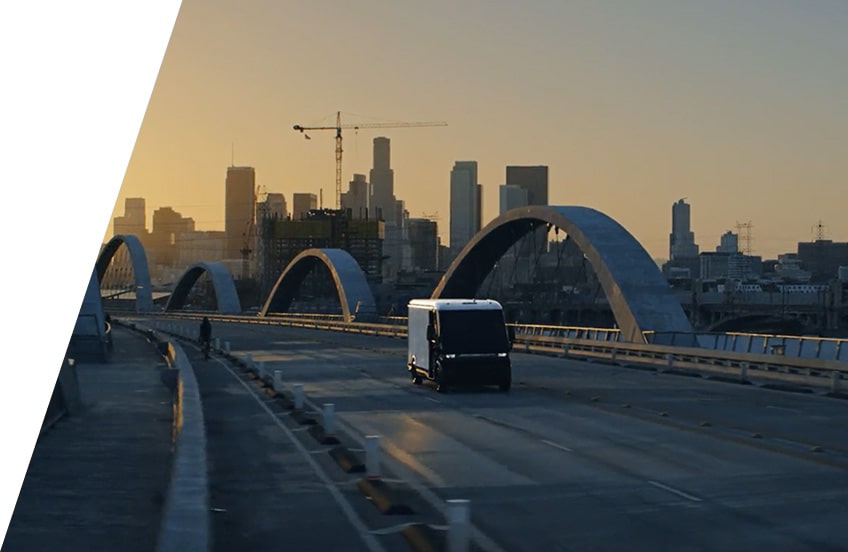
407 299 513 393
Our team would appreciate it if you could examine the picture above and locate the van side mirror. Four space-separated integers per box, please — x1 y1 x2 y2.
427 324 436 341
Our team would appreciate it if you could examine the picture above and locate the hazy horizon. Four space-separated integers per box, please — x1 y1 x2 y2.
109 0 848 261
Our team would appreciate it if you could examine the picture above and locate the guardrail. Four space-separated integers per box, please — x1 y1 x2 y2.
130 312 847 395
648 330 848 362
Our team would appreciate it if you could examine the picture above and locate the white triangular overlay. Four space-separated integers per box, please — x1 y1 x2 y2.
0 1 183 543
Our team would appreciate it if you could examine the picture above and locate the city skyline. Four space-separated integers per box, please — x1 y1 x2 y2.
108 1 848 261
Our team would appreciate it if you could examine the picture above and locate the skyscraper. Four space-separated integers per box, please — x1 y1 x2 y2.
150 206 195 267
113 197 147 237
341 174 370 218
292 193 318 220
499 184 528 214
717 231 739 254
263 193 287 220
506 165 548 206
369 137 396 223
225 166 256 260
408 218 439 271
450 161 481 252
669 199 699 259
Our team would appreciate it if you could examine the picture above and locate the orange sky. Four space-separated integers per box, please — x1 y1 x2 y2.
109 0 848 261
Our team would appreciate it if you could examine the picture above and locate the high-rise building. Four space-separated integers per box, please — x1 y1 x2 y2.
370 137 396 223
341 174 370 218
669 199 699 260
408 218 439 271
225 166 256 260
717 231 739 254
506 165 548 206
797 239 848 282
292 193 318 220
113 197 147 237
499 184 528 214
150 206 195 268
450 161 480 252
260 193 287 221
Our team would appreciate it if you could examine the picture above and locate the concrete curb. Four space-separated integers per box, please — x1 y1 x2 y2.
356 478 415 516
155 341 211 552
308 424 341 445
328 446 365 473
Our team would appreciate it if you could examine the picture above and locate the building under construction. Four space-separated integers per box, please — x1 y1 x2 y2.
258 208 385 300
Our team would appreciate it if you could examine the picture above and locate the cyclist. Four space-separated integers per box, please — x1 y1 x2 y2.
199 316 212 360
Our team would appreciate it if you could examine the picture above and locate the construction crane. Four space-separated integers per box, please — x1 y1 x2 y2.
293 111 447 210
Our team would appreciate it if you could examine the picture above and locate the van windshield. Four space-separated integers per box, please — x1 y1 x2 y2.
437 309 510 354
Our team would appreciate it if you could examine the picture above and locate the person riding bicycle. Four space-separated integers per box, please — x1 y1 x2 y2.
199 316 212 359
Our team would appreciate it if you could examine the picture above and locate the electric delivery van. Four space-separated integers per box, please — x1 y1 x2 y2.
406 298 514 392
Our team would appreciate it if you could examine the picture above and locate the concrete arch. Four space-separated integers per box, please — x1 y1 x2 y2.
165 261 242 314
432 206 694 343
95 234 154 312
260 248 377 322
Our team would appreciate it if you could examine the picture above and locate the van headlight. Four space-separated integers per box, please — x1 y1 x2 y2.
497 353 508 357
445 354 456 359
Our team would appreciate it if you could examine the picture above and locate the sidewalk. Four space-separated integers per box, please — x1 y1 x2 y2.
2 326 175 552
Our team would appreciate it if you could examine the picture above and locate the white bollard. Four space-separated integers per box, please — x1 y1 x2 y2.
224 341 231 353
323 403 335 436
610 348 617 363
294 384 304 410
273 370 283 391
214 337 220 349
446 499 471 552
245 353 253 368
365 435 381 480
664 353 674 372
740 361 749 381
258 360 266 378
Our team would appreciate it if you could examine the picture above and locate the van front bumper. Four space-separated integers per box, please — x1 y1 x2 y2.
439 355 511 385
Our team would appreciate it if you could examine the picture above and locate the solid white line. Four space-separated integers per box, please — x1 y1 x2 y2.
647 480 702 502
216 358 387 552
540 439 573 453
426 397 441 404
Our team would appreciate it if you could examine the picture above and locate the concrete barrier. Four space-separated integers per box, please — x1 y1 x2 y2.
40 357 82 435
155 340 210 552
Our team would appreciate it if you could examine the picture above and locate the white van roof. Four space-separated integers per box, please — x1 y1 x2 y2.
407 298 503 311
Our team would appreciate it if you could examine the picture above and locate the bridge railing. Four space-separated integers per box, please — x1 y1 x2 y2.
646 331 848 362
126 312 847 393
